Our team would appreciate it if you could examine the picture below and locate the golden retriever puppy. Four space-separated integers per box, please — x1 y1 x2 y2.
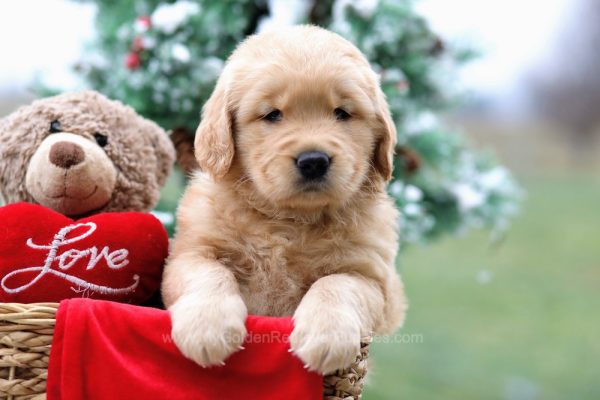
162 25 407 374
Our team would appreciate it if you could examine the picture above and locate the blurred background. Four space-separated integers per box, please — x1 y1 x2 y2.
0 0 598 399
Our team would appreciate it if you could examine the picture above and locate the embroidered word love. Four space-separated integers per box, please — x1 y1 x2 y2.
1 222 139 295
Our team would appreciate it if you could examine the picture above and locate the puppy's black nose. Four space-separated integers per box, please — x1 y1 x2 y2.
296 151 330 180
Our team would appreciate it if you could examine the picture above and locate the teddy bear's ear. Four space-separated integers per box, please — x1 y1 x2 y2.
0 118 6 201
149 125 176 188
0 114 25 205
194 78 234 180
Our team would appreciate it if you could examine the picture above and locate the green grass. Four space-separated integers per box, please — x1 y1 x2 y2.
365 174 600 400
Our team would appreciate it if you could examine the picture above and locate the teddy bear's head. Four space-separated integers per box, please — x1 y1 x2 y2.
0 91 175 216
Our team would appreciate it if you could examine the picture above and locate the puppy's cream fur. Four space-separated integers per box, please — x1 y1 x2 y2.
162 25 407 374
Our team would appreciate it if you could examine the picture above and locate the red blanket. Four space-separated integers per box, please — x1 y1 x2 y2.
47 299 322 400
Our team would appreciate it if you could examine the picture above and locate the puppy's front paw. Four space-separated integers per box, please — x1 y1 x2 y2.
290 306 361 374
170 293 247 367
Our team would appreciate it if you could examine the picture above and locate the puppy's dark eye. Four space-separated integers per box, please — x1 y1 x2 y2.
263 109 283 122
49 120 62 133
94 133 108 147
334 108 351 121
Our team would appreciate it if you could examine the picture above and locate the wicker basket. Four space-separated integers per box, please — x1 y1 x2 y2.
0 303 369 400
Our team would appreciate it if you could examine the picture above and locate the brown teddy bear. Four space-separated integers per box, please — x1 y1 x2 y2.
0 90 175 216
0 91 175 304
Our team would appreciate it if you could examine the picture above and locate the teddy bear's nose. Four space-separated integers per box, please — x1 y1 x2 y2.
49 141 85 169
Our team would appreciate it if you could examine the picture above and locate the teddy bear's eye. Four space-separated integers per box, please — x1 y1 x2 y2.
49 120 62 133
94 133 108 147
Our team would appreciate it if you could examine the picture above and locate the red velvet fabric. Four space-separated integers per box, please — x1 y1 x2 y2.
0 203 167 304
47 299 322 400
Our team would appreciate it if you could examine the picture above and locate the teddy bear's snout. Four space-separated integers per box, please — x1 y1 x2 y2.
49 142 85 169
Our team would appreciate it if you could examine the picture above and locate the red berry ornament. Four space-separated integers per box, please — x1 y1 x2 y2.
125 52 141 70
132 36 144 52
137 16 151 30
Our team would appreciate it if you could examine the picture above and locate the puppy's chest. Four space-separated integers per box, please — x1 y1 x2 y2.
216 224 336 316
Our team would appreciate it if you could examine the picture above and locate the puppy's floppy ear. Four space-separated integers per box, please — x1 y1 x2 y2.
194 78 234 179
373 88 397 181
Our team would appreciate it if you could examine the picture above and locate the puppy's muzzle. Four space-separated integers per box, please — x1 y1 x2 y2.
296 151 330 181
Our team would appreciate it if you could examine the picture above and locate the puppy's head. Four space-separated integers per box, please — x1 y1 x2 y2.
195 25 396 210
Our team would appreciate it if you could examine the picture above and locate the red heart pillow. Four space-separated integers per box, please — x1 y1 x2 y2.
0 203 168 304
